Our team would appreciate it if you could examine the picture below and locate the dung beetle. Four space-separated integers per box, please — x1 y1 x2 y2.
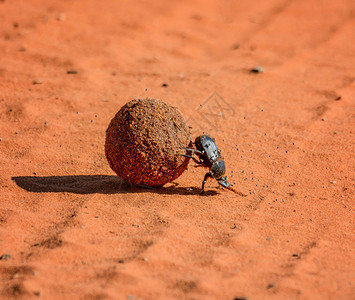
182 135 231 194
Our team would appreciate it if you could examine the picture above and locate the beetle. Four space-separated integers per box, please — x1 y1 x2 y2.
181 134 231 194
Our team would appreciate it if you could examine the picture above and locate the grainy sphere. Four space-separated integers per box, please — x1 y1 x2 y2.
105 98 191 187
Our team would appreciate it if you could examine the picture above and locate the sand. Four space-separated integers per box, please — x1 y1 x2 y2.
0 0 354 299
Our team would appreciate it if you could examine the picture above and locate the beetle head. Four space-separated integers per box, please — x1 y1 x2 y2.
217 176 230 189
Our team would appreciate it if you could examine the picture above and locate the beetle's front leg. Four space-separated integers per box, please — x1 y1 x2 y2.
201 172 212 194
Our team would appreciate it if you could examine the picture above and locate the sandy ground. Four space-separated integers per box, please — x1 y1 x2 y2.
1 0 354 299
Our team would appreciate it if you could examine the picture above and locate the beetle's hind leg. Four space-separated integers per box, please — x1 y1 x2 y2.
180 147 204 165
201 172 213 194
182 147 204 155
180 154 203 165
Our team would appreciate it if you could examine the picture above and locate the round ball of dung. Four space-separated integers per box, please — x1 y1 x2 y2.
105 98 191 187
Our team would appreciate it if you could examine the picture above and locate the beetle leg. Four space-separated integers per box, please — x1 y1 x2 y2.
179 154 202 165
201 172 213 194
182 147 204 155
180 154 194 159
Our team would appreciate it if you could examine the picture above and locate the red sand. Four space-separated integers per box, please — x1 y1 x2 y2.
1 0 354 299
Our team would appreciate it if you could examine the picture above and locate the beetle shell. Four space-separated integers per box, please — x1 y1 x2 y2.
195 135 220 163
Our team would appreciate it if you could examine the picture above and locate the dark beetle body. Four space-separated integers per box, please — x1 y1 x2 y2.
195 135 220 166
183 135 231 193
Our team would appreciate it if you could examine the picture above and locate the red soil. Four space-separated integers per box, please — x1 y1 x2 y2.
0 0 354 299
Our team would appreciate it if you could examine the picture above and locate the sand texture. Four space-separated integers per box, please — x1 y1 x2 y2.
1 0 354 299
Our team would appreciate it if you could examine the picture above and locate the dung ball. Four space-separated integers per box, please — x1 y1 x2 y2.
105 98 191 187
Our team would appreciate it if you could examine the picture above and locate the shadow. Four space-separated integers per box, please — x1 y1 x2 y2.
11 175 218 196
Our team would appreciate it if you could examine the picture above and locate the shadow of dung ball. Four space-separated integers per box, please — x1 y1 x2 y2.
105 98 191 187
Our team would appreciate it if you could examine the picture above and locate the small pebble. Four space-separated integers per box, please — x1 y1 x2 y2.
250 66 264 73
232 43 240 50
0 254 12 260
32 79 43 85
161 83 168 87
57 13 66 21
66 69 78 74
